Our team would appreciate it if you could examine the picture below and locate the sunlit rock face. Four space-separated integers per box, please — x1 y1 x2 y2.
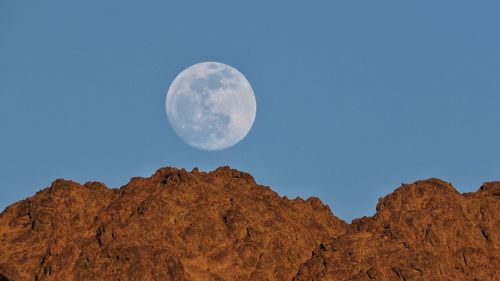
0 170 498 281
166 62 256 150
0 166 345 280
294 179 500 281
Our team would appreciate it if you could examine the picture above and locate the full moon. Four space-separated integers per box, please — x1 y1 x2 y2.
166 62 257 151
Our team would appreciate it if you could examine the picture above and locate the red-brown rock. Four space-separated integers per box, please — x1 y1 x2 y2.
294 179 500 281
0 169 498 281
0 167 345 281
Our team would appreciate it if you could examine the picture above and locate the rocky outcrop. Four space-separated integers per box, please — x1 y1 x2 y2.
0 168 498 281
294 179 500 281
0 167 345 281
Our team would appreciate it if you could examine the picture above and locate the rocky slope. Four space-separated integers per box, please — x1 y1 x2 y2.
293 179 500 281
0 167 345 281
0 167 498 281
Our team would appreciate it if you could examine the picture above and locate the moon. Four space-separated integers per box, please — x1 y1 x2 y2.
166 62 257 151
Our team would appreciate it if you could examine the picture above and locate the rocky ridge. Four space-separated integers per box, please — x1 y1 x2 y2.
0 167 498 281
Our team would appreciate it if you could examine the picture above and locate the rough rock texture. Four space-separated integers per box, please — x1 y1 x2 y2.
294 179 500 281
0 167 345 281
0 168 498 281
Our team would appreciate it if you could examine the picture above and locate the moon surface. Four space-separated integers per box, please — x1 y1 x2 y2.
166 62 256 151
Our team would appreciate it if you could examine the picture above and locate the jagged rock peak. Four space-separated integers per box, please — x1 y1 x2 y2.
0 166 343 281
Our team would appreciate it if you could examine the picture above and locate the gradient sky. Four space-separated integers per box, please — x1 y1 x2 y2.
1 1 499 221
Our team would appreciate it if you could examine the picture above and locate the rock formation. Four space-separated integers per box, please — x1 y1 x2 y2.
0 167 498 281
294 179 500 281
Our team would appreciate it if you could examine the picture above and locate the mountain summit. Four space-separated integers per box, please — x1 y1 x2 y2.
0 167 498 280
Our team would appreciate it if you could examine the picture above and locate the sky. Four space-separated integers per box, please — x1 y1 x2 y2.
1 1 499 221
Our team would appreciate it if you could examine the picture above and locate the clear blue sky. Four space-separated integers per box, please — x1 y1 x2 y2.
1 1 499 221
